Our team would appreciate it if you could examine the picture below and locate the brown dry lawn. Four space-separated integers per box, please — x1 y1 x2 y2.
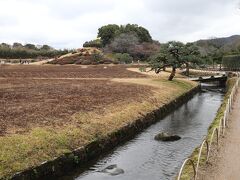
0 78 152 135
0 64 197 179
0 64 146 78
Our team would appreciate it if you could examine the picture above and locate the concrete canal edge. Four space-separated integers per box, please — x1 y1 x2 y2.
11 85 201 180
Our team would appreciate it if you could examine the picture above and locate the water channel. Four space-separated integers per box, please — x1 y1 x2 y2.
61 84 224 180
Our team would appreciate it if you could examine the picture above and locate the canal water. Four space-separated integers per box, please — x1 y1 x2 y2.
61 85 224 180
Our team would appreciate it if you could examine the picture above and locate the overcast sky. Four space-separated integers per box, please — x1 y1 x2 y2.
0 0 240 49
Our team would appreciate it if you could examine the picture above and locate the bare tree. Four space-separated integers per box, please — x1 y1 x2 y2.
107 33 139 54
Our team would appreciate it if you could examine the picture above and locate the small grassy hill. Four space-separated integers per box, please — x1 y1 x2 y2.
49 48 116 65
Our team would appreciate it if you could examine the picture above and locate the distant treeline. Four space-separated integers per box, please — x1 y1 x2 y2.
0 43 70 59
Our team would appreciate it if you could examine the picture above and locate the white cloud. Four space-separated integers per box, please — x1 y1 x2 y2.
0 0 239 48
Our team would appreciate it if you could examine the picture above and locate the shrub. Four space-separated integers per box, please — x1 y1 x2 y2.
103 61 111 64
139 66 146 72
114 53 133 64
91 53 103 62
92 61 100 65
75 59 83 64
83 39 103 48
81 60 91 65
222 54 240 70
98 60 104 64
103 58 113 64
113 61 119 64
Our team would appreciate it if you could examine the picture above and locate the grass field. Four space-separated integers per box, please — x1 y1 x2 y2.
0 64 197 178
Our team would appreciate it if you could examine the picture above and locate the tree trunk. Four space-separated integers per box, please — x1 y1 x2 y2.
168 66 176 81
186 63 190 76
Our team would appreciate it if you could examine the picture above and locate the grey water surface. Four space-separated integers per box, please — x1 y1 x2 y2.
61 86 224 180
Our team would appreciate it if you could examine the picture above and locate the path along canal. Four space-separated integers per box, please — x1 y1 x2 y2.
61 84 224 180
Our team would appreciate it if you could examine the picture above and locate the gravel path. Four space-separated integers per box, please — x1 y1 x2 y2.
199 88 240 180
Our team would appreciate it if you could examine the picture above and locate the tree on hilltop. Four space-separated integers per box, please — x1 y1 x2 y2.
97 24 152 47
97 24 120 46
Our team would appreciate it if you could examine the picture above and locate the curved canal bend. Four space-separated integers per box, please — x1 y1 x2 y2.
61 84 224 180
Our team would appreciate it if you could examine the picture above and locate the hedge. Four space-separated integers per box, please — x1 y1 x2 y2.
222 55 240 70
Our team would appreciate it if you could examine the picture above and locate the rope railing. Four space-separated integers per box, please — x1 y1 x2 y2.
218 117 223 137
177 76 240 180
195 139 209 178
208 128 219 156
177 158 196 180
